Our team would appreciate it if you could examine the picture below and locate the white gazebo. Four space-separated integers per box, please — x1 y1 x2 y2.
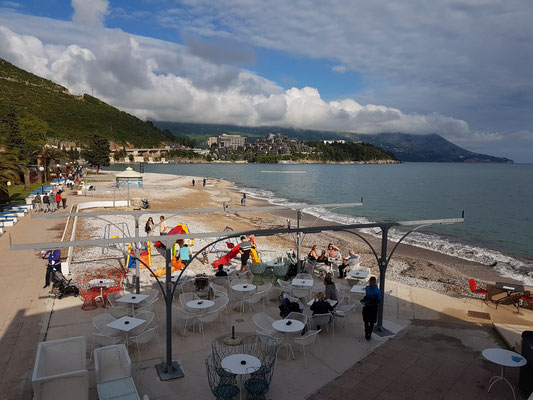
115 167 143 187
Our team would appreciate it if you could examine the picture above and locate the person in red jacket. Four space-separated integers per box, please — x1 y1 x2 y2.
55 192 62 211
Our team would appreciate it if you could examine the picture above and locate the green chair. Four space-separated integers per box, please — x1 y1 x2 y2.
272 264 289 286
244 359 275 400
205 354 239 400
250 263 266 285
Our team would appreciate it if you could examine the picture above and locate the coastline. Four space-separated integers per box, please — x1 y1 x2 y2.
84 170 528 296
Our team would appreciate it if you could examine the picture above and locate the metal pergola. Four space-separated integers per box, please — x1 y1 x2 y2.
30 202 365 292
10 210 464 381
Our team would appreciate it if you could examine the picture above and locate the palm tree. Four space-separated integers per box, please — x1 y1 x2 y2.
0 152 26 202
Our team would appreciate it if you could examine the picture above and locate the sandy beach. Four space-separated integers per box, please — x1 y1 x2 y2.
76 170 528 297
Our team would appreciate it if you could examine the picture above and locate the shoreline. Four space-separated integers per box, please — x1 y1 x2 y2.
85 170 530 295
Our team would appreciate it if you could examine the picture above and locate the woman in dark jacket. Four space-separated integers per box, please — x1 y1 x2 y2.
361 276 382 340
310 292 334 315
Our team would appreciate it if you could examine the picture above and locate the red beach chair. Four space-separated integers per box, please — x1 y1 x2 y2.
469 278 488 302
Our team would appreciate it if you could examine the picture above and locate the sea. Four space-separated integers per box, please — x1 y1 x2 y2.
105 162 533 284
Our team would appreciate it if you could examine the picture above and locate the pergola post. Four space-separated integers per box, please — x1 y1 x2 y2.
375 225 394 336
155 243 184 380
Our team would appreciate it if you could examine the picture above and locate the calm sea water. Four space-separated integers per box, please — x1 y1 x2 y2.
105 163 533 283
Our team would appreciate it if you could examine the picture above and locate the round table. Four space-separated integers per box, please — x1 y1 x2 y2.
231 284 257 292
222 354 261 400
482 348 526 400
231 284 256 313
186 299 214 310
272 319 305 359
221 354 261 375
88 279 115 307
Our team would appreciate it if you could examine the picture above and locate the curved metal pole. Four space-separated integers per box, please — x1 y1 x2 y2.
385 224 430 265
337 228 381 267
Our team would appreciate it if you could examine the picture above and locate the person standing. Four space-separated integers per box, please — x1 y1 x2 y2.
32 194 41 212
159 215 168 235
42 249 62 288
238 235 252 275
177 243 192 266
55 191 62 211
49 191 56 212
61 189 67 209
202 178 206 187
241 193 246 206
42 193 50 212
145 217 155 236
361 276 382 341
192 179 195 186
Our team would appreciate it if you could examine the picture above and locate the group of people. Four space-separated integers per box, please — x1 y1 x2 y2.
191 178 207 187
309 272 382 341
308 243 360 278
33 186 68 213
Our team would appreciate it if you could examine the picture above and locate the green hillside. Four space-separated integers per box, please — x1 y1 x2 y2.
0 58 173 147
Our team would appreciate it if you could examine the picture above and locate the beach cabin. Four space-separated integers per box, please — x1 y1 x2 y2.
115 167 143 188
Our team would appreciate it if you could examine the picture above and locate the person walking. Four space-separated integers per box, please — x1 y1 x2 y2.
61 189 67 209
32 194 41 212
361 276 382 340
192 179 195 186
49 191 56 212
55 191 62 211
202 178 206 187
241 193 246 206
238 235 252 275
159 215 168 235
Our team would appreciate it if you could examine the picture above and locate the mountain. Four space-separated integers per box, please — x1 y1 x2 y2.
0 58 173 147
362 133 513 163
156 121 513 163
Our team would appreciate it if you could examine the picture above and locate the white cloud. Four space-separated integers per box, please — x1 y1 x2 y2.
0 4 511 152
332 65 347 73
72 0 109 28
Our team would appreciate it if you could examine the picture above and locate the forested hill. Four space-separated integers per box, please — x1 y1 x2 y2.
0 58 173 147
156 121 513 163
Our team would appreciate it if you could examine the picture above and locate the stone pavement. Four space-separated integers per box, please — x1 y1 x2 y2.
307 320 527 400
0 201 78 400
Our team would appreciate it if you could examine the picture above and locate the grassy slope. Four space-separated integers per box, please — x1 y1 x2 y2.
0 58 173 147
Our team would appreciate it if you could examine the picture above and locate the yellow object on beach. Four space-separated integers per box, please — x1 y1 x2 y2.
251 247 261 264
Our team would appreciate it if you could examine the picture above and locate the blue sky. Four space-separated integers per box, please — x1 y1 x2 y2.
1 0 532 162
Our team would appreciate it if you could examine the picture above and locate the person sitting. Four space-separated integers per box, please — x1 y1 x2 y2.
215 265 228 277
324 273 338 302
310 292 334 315
338 250 360 278
308 244 327 262
325 243 340 265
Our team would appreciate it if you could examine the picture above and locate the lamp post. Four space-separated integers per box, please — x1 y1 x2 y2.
39 166 45 194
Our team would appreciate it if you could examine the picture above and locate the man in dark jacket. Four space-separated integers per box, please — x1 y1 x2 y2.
361 276 382 340
42 249 62 288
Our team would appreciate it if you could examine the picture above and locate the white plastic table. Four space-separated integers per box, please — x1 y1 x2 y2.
97 376 140 400
307 298 337 307
291 279 313 287
231 284 256 312
350 285 366 295
222 354 261 400
272 319 305 359
106 316 146 346
186 299 215 310
88 279 116 306
482 348 527 400
117 293 149 315
347 269 369 280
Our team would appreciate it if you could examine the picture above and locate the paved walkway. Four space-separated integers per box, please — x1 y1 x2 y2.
0 202 75 399
307 320 527 400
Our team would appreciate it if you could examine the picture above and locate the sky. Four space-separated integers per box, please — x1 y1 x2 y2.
0 0 532 162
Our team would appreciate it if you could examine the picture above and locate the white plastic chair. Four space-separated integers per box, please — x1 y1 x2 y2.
210 282 228 297
243 288 269 312
277 279 293 295
252 312 278 336
256 282 273 306
32 336 89 400
130 310 155 336
129 327 162 366
196 309 222 340
172 304 196 336
310 313 334 337
286 311 308 328
292 329 321 365
94 344 131 384
334 301 357 334
106 292 129 318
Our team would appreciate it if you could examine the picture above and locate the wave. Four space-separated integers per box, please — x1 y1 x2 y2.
238 184 533 286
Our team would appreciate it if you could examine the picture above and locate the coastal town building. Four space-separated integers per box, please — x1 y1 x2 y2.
216 134 246 150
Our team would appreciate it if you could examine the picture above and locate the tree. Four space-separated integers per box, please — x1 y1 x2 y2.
81 135 110 173
0 152 26 202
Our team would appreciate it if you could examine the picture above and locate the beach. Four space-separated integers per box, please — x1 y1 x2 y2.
76 171 527 297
